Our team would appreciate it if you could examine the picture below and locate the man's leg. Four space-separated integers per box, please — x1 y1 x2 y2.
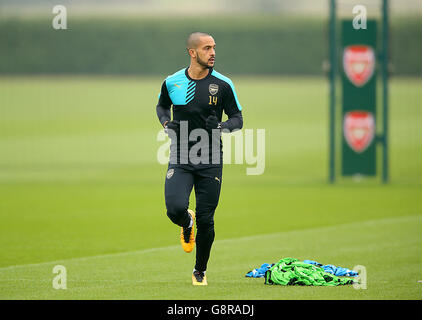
164 165 194 228
193 166 223 273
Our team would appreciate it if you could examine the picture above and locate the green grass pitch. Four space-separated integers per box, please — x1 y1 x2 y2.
0 76 421 299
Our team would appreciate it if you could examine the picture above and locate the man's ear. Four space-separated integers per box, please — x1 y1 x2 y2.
188 48 196 58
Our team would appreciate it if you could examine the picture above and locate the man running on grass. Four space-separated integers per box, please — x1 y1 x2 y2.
156 32 243 285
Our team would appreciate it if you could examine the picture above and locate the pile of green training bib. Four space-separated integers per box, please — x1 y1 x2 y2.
264 258 356 286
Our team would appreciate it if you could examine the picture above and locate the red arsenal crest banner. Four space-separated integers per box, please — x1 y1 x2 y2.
341 20 377 176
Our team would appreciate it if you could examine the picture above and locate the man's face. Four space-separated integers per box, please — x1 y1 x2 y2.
193 36 216 68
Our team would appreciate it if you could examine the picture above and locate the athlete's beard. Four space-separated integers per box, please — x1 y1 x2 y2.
196 53 213 69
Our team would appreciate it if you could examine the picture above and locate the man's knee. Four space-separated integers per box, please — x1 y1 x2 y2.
166 201 189 226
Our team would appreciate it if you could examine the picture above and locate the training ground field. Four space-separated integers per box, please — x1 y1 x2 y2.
0 76 421 300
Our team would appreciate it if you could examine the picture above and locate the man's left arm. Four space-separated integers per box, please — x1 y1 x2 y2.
221 81 243 132
220 111 243 132
205 80 243 132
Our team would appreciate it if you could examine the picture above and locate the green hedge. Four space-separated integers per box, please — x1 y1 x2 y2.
0 16 420 75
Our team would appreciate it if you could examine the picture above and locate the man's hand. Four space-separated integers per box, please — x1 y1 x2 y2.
205 110 221 131
164 120 180 135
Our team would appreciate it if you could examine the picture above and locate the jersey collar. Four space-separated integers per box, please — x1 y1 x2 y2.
185 67 214 82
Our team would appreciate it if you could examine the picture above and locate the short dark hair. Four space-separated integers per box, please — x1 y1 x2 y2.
186 32 212 50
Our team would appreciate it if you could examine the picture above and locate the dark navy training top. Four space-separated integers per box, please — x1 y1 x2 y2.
156 67 243 166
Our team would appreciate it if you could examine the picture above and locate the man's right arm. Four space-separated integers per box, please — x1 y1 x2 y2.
156 81 172 127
